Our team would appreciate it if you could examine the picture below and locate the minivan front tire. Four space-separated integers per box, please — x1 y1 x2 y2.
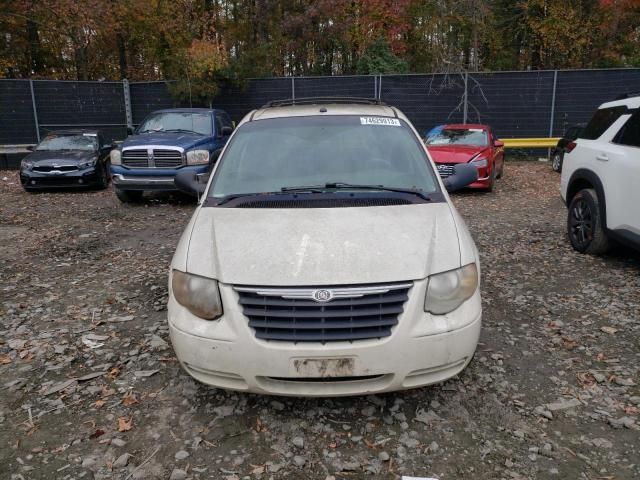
567 188 610 254
115 188 143 203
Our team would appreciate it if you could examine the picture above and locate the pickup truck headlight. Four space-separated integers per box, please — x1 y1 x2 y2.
186 149 210 165
110 149 122 165
425 263 478 315
470 157 488 168
172 270 222 320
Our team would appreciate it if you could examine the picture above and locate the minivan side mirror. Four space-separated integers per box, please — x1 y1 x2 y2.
174 170 207 198
443 164 478 193
221 125 233 136
494 139 504 148
26 145 34 151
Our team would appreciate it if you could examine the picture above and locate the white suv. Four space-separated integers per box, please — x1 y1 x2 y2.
168 98 481 396
560 94 640 254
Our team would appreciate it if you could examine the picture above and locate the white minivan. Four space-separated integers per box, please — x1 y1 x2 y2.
168 99 482 396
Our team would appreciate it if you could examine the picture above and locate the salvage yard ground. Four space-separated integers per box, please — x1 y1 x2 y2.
1 162 639 480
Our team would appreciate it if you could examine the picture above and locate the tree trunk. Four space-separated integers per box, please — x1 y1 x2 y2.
116 32 127 79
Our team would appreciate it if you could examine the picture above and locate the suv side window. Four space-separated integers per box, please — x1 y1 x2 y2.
580 106 628 140
613 111 640 148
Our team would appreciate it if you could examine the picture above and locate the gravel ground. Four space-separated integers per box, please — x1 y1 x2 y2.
1 161 639 480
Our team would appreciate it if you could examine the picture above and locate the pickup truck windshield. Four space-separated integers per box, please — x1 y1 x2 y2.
138 112 212 136
209 115 439 198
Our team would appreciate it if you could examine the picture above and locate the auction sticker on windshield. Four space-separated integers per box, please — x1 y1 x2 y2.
360 117 401 127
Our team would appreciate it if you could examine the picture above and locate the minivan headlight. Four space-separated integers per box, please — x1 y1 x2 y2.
110 149 122 165
172 270 222 320
425 263 478 315
186 149 210 165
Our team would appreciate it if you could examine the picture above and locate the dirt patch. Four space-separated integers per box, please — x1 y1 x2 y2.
1 163 638 479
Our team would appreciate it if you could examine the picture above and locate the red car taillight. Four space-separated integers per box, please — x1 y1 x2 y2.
566 141 577 153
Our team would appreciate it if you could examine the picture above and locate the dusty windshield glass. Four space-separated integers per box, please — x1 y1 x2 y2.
36 135 96 151
209 115 439 198
138 112 212 135
426 128 488 146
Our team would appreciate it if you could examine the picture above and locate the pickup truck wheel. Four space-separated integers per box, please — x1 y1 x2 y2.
115 188 143 203
567 188 610 254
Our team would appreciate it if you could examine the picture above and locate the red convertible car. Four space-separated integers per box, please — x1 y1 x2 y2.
425 124 505 191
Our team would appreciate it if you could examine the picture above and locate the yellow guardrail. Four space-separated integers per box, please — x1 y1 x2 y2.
502 138 560 148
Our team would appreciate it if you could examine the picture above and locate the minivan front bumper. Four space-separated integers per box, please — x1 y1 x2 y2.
168 279 481 396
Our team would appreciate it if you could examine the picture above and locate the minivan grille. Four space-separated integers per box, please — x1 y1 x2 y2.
122 148 183 168
436 163 455 178
234 283 412 343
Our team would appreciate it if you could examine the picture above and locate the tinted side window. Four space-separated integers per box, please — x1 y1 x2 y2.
220 112 233 129
565 127 579 140
580 106 627 140
614 111 640 148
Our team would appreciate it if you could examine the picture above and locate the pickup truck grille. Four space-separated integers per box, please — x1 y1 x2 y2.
436 163 456 178
122 148 183 168
234 283 412 343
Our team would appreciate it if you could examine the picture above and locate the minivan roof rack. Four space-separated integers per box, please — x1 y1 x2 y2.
263 97 387 108
614 91 640 100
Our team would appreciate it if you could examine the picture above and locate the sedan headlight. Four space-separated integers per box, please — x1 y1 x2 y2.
110 149 122 165
186 149 210 165
470 157 488 168
78 157 97 169
425 263 479 315
21 159 33 171
172 270 222 320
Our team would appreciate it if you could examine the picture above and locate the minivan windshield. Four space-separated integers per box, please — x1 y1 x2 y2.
138 112 212 136
426 128 488 146
209 115 440 198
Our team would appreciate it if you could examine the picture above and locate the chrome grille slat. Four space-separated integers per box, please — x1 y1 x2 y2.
436 163 456 178
122 148 184 168
235 283 412 343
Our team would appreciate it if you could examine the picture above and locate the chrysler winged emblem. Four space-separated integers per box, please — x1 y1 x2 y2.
312 289 333 303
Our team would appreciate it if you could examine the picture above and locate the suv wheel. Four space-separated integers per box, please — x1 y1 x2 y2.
551 152 563 172
115 188 143 203
567 188 610 254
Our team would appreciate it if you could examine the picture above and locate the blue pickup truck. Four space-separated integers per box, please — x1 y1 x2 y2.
110 108 233 202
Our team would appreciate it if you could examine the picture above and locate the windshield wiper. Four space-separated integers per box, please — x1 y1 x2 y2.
163 129 202 135
214 189 323 205
281 182 431 201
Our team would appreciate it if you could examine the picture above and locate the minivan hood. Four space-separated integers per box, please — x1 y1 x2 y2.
123 132 206 149
185 203 461 286
427 145 487 164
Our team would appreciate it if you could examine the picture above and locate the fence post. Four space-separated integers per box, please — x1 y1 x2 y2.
462 73 469 124
291 77 295 101
122 78 133 129
373 75 377 100
29 80 40 143
549 70 558 137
